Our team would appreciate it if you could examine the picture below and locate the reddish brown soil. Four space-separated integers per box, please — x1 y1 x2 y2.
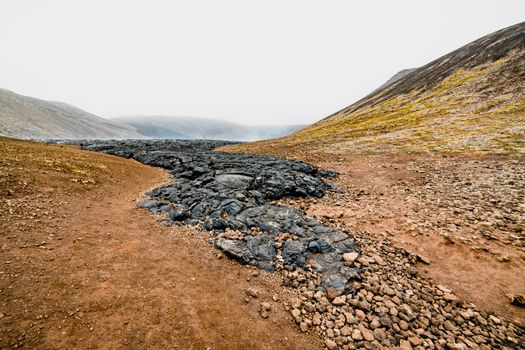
2 137 524 349
0 137 321 349
306 154 525 325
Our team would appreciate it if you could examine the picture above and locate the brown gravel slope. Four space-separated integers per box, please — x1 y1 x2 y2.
309 154 524 323
261 151 525 326
0 137 321 350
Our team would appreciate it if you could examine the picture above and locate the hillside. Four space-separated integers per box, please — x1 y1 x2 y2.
113 115 304 141
225 22 525 157
372 68 418 93
0 89 143 139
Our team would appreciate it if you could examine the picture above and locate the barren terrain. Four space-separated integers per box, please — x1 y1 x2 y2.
77 139 525 349
2 137 524 349
0 137 321 349
284 153 525 324
1 13 524 350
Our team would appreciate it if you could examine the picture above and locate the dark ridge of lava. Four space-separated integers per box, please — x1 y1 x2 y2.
81 139 360 292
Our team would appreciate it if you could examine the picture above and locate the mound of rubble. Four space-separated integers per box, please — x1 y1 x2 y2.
282 229 524 349
82 140 360 291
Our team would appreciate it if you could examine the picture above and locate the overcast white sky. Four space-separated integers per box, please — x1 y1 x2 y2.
1 1 523 125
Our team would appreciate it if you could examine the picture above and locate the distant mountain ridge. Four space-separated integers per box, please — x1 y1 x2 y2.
113 115 305 141
0 89 304 141
226 21 525 156
0 89 142 139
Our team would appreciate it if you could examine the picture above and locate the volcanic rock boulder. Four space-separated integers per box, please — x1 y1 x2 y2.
216 236 276 271
82 139 360 291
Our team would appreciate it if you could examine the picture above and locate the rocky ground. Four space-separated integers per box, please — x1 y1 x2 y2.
279 154 525 349
0 137 323 349
81 140 524 350
401 157 523 252
82 140 359 293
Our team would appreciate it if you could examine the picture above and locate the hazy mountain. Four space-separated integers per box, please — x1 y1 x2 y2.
373 68 418 92
227 21 525 156
0 88 303 141
113 115 305 141
0 89 142 140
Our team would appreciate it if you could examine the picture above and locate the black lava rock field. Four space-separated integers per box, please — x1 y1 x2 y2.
82 139 359 291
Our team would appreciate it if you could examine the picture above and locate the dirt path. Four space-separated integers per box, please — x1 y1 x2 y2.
0 138 321 349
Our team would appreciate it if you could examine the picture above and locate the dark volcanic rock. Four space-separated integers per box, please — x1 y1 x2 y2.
216 236 277 272
81 139 359 291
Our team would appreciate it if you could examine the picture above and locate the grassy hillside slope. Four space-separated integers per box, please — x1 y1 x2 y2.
225 22 525 157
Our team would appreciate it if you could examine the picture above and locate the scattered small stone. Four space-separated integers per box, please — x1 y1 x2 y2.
399 339 413 350
245 288 259 298
489 315 501 324
299 322 309 332
324 339 338 350
358 323 374 341
443 292 458 302
332 295 346 306
496 255 511 263
351 328 363 340
408 336 422 346
343 252 359 263
373 328 386 341
416 254 431 264
340 326 352 336
459 309 475 320
326 287 343 300
355 309 365 320
371 254 385 265
442 235 456 245
507 293 525 307
369 318 381 329
291 298 302 309
260 302 271 312
291 308 301 319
